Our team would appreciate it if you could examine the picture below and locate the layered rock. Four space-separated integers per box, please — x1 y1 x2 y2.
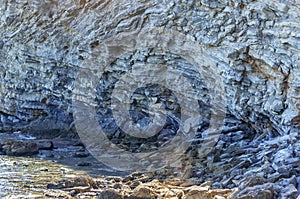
0 0 300 198
0 0 299 134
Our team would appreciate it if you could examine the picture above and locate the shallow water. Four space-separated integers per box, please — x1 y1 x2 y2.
0 131 36 141
0 155 89 197
0 132 127 198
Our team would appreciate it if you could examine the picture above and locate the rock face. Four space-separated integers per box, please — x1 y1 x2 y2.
0 0 299 136
0 0 300 197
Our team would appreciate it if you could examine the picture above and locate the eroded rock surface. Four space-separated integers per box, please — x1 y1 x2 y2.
1 0 300 198
0 0 299 138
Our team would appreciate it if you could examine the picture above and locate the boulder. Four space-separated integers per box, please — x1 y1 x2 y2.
36 140 54 150
2 140 38 156
99 189 123 199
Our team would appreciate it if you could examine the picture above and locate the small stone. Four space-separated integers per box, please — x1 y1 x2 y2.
164 178 183 186
130 186 155 199
40 168 49 172
113 183 122 189
279 184 298 199
36 140 54 150
70 190 78 197
184 186 210 199
74 151 90 158
76 162 91 167
0 40 4 49
233 184 275 199
47 183 65 189
214 196 226 199
129 181 141 189
274 148 292 163
123 175 134 183
99 189 123 199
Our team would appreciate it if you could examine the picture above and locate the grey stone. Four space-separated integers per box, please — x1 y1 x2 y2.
0 0 300 197
279 184 298 199
36 140 54 150
74 151 90 158
0 0 298 136
232 183 276 199
1 140 39 156
99 189 122 199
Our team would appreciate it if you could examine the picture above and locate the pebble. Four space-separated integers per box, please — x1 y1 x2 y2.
76 162 92 167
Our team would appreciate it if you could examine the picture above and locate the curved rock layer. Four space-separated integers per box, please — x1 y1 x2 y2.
0 0 299 134
0 0 300 197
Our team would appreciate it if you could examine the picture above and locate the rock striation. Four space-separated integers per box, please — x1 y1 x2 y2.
0 0 299 136
1 0 300 198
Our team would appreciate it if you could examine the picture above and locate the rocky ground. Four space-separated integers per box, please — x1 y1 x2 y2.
0 131 235 199
0 129 299 199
